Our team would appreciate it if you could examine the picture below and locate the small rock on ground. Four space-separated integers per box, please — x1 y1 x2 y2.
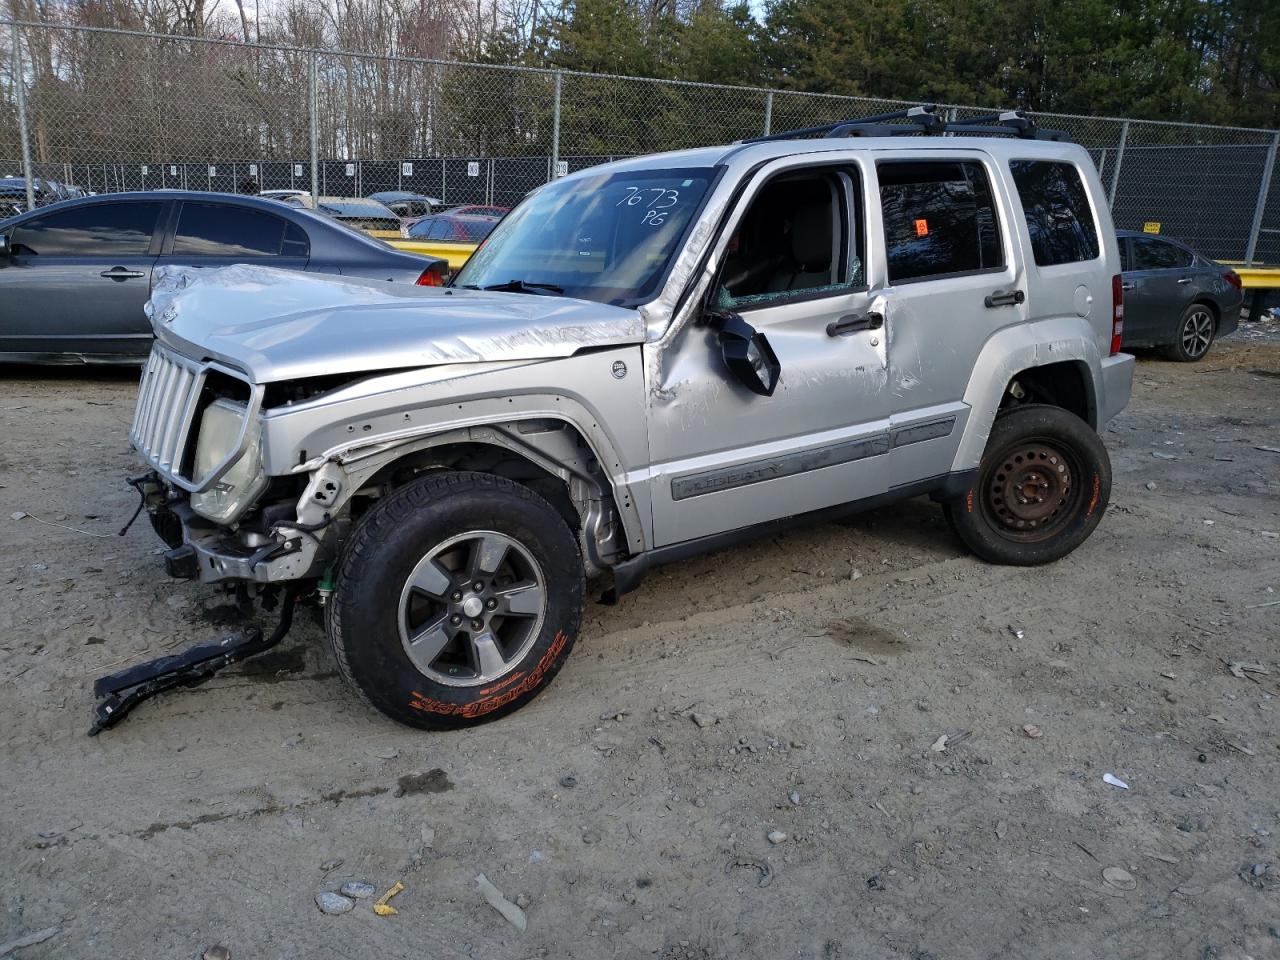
315 891 355 915
340 880 376 899
767 830 788 844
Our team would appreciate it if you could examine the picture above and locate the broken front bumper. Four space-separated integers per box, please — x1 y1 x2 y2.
169 520 320 584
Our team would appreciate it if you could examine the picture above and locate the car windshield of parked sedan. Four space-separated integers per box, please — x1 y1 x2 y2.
452 167 715 306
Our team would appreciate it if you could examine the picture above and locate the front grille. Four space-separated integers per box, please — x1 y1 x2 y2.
131 346 204 477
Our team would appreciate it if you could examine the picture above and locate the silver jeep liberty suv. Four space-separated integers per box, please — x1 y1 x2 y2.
96 106 1134 733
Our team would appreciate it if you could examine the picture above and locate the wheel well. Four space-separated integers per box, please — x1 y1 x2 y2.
1193 298 1220 329
360 441 582 533
1002 361 1096 428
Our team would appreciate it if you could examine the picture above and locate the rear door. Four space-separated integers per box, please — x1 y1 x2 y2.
155 200 310 276
871 152 1016 483
1123 235 1194 342
0 199 166 358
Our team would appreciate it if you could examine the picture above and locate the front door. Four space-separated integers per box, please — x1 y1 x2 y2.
0 199 166 358
645 159 891 548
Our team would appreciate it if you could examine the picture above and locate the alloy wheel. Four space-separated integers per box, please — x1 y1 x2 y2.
1180 309 1213 359
398 530 547 687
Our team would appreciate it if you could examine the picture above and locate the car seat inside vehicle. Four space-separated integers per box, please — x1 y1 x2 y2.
718 172 848 307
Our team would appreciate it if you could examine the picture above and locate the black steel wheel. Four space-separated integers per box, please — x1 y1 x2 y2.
943 405 1111 565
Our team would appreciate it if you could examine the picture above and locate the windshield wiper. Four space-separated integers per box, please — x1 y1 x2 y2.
482 279 565 295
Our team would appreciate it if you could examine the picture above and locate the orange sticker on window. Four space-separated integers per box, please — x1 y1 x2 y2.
914 218 929 237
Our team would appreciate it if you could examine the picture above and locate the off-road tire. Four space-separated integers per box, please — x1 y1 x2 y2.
327 471 583 730
1160 302 1215 362
943 404 1111 565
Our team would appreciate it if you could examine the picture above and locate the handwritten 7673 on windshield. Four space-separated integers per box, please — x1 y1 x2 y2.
617 186 681 226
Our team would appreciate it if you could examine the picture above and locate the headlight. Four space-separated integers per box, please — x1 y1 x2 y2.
190 399 268 523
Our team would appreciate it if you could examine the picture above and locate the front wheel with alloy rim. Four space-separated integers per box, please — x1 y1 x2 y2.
327 471 583 729
1163 303 1215 362
942 404 1111 566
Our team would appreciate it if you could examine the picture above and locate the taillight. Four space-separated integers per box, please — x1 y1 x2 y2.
1222 270 1242 290
1110 274 1124 355
416 267 445 287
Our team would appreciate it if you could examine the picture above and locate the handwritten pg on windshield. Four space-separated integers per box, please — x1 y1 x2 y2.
617 186 681 226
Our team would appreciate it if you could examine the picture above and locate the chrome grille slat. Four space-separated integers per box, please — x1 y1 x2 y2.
156 366 193 470
130 345 206 480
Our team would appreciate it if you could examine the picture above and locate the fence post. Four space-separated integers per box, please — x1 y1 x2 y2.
550 70 563 181
308 51 320 205
763 90 773 136
1107 120 1128 209
11 22 35 211
1244 132 1279 266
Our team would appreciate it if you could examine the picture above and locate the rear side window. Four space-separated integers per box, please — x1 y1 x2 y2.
1009 160 1099 266
459 219 496 242
11 201 162 256
1130 236 1192 270
878 160 1003 283
173 202 307 257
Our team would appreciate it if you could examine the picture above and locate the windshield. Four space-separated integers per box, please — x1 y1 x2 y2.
453 166 716 306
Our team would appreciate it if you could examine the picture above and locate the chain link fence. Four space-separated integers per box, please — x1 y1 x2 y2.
2 18 1278 263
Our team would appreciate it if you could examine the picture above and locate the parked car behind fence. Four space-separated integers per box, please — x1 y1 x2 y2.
1118 230 1242 361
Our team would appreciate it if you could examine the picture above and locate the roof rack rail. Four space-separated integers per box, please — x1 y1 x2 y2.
743 104 1072 144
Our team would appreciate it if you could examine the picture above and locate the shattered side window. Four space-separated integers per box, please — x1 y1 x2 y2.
715 167 862 311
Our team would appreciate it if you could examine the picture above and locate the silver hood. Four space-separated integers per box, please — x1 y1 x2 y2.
146 264 644 383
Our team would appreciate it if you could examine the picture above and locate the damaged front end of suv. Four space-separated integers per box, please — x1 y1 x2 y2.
94 261 654 733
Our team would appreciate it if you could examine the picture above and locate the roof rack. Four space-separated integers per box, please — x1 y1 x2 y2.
744 104 1072 144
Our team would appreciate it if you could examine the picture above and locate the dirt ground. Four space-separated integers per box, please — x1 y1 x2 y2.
2 327 1278 960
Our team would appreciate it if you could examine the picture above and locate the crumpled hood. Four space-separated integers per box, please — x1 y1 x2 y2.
147 264 643 383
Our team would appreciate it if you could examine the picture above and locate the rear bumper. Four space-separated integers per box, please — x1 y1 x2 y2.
1218 298 1241 337
1098 352 1135 428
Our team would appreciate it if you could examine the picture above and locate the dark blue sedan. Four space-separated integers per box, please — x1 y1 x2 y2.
1118 230 1243 362
0 191 447 363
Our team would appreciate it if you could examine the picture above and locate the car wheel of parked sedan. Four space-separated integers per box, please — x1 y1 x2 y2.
943 405 1111 566
327 471 583 730
1163 303 1216 362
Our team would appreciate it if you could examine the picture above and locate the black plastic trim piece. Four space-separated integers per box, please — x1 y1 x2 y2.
603 468 980 603
671 434 891 501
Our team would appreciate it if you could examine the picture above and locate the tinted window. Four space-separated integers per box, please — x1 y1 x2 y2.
172 202 304 257
459 219 496 242
11 201 162 256
1130 236 1192 271
282 222 308 257
1009 160 1099 265
878 160 1002 282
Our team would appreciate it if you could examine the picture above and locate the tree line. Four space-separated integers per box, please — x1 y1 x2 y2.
2 0 1275 170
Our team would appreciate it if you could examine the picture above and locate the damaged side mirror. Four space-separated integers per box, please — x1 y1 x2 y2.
706 310 781 397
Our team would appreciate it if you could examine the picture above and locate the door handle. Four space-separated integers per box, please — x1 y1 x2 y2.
984 289 1026 308
101 267 146 280
826 311 884 337
1176 277 1193 284
1121 281 1137 291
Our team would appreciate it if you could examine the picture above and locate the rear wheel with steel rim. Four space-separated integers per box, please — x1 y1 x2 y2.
328 471 583 729
943 404 1111 565
1163 303 1215 362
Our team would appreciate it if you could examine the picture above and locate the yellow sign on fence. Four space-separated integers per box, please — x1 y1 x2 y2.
1143 221 1161 234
